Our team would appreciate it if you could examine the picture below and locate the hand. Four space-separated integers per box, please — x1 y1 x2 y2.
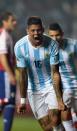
17 104 26 114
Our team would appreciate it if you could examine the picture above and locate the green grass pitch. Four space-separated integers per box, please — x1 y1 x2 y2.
0 116 43 131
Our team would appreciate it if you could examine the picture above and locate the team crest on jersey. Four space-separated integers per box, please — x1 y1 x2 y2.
54 55 59 62
45 52 49 58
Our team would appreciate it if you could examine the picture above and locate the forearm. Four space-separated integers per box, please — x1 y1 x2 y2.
51 65 63 101
53 72 62 100
18 68 28 98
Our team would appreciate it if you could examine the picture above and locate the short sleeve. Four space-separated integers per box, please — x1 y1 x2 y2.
14 44 27 68
0 31 8 54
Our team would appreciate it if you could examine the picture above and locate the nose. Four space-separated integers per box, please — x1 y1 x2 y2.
34 30 38 35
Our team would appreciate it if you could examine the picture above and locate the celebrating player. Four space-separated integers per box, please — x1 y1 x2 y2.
48 22 77 130
14 16 65 131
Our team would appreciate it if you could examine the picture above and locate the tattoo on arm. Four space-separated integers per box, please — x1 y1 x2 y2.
51 64 62 100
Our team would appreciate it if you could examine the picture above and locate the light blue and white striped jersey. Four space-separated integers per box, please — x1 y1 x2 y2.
59 38 77 90
14 35 59 92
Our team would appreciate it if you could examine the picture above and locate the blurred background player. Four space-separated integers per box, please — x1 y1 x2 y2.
48 22 77 130
0 11 17 131
14 16 66 131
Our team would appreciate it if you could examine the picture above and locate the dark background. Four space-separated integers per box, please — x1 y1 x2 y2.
0 0 77 40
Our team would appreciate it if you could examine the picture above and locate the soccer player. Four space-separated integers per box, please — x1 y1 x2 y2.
14 16 65 131
48 22 77 130
0 12 17 131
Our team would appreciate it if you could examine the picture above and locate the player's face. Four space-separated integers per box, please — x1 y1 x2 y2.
49 30 63 43
27 24 44 47
6 15 17 31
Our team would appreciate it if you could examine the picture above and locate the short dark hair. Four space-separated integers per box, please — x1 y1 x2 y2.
0 11 13 27
49 23 63 34
27 16 43 27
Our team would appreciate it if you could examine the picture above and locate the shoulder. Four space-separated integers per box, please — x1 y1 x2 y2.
14 35 28 50
43 34 58 47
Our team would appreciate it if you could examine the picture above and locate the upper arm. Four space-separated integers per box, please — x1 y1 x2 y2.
51 64 61 90
0 54 7 63
51 64 61 83
17 67 28 84
51 64 59 74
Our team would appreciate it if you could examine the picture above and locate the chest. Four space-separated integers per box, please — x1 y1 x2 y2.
24 46 50 68
59 44 75 62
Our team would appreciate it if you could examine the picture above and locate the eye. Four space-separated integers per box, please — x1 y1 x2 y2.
30 29 34 32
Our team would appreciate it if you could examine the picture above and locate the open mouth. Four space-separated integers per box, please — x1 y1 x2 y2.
34 36 43 41
34 37 40 40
